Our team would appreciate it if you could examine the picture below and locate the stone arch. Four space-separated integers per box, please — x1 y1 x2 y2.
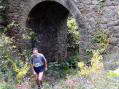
26 1 70 61
7 0 91 61
24 0 86 28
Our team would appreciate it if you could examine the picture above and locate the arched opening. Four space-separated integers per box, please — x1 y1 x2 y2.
26 1 71 61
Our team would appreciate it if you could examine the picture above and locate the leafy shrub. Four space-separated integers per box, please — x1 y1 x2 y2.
0 33 31 83
46 53 80 78
78 50 103 76
47 62 71 78
67 17 79 43
67 17 78 31
92 30 109 53
67 17 80 54
107 68 119 78
0 83 16 89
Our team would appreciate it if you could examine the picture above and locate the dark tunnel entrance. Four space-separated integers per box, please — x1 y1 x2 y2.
26 1 69 61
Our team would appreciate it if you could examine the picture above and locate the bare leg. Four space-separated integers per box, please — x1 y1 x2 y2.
38 72 44 86
35 74 40 86
36 72 44 88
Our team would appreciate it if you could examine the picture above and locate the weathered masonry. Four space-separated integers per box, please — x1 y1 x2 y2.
7 0 91 61
6 0 119 67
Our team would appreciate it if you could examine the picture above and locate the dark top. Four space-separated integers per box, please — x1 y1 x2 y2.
31 53 46 67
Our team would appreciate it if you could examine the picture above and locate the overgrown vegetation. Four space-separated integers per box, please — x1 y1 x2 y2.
67 17 80 55
46 53 79 78
0 1 119 88
0 83 16 89
0 16 115 89
78 50 103 76
92 30 109 53
0 20 32 86
0 33 31 83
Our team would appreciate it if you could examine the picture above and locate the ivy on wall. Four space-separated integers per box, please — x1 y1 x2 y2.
67 17 80 54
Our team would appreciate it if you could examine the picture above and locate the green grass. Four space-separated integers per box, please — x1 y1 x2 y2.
0 83 16 89
107 68 119 78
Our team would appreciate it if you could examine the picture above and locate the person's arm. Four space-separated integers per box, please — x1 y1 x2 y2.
30 55 36 74
44 57 48 71
32 64 36 75
42 55 48 71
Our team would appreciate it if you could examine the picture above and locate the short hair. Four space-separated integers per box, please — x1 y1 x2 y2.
33 48 38 51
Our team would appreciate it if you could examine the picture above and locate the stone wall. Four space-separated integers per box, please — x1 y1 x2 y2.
75 0 119 69
6 0 91 62
5 0 119 66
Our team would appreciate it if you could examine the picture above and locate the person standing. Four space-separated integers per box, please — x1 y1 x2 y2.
31 48 47 88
